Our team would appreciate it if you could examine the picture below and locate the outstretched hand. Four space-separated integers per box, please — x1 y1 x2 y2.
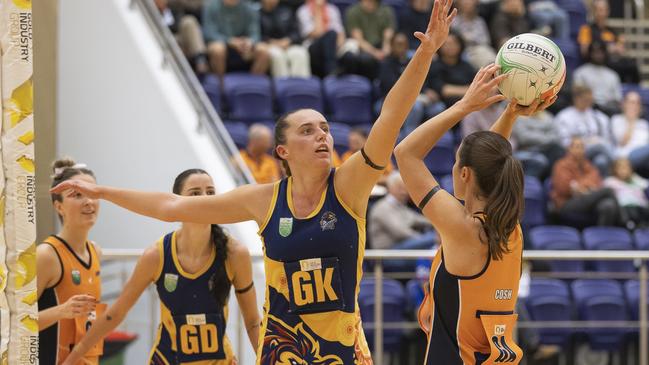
50 179 103 200
459 63 508 113
415 0 457 53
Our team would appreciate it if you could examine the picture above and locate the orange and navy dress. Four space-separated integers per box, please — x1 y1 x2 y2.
38 235 103 365
149 231 236 365
418 219 524 365
257 170 372 365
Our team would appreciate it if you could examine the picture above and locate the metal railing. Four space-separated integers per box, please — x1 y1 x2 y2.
102 249 649 365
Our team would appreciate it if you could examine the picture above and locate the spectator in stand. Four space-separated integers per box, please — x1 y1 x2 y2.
578 0 639 83
399 0 433 52
156 0 209 75
511 110 564 180
604 158 649 228
490 0 530 49
551 136 620 226
203 0 271 76
611 91 649 177
426 31 475 112
297 0 346 78
369 172 437 271
341 0 396 80
239 124 281 184
168 0 204 21
573 41 622 116
461 101 505 138
451 0 496 68
555 85 614 176
524 0 570 39
260 0 311 77
376 33 426 137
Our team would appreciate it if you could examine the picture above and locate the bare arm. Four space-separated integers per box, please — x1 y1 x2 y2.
490 97 558 140
62 245 160 365
50 181 274 226
394 64 506 240
228 240 261 349
336 0 457 216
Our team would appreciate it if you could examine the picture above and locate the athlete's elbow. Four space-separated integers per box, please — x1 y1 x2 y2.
394 143 408 163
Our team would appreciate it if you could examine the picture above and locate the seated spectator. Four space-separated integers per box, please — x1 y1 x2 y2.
426 31 475 112
511 110 564 180
156 0 209 75
297 0 346 78
578 0 639 83
555 85 614 175
239 124 281 183
461 101 505 139
168 0 204 21
524 0 569 39
452 0 496 68
369 172 437 271
612 91 649 162
573 41 622 115
341 0 396 80
203 0 271 76
490 0 530 49
375 33 425 137
551 137 620 226
260 0 311 77
604 158 649 229
399 0 432 52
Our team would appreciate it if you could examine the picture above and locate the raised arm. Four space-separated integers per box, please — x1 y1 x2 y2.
50 180 274 226
490 97 557 139
62 245 160 365
336 0 457 215
394 64 506 239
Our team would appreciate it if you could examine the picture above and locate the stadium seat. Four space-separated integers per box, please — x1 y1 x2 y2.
223 121 248 149
328 122 351 156
423 132 455 177
527 279 574 346
523 175 546 228
201 74 222 113
274 77 325 114
634 228 649 250
359 278 407 352
529 225 584 272
439 174 454 196
323 75 373 125
582 227 635 273
551 38 581 75
223 73 274 123
405 279 425 314
624 280 647 321
571 279 629 350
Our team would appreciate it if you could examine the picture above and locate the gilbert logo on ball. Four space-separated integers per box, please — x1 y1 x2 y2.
496 33 566 106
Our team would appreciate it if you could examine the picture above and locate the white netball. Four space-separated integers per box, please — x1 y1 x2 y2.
495 33 566 106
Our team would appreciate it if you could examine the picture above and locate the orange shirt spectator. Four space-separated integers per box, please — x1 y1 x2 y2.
240 123 281 183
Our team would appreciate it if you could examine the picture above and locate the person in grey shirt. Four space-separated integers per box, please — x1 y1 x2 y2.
511 110 564 179
369 172 437 271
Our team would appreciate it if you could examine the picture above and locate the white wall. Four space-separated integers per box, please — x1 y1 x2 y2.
57 0 262 363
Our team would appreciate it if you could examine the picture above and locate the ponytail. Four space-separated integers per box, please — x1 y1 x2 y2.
483 156 524 260
209 224 232 308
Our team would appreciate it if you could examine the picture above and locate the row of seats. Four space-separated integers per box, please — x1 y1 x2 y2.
360 277 647 353
527 278 644 350
204 73 375 125
529 225 649 273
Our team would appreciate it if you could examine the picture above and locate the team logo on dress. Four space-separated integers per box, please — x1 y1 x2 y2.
71 269 81 285
261 314 343 365
164 273 178 292
319 211 337 231
279 217 293 237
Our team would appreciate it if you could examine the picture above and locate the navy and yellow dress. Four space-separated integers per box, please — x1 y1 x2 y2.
149 231 236 365
257 170 372 365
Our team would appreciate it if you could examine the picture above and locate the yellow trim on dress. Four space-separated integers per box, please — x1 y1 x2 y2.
153 236 165 282
332 169 366 224
287 176 328 219
257 181 281 235
171 231 216 280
